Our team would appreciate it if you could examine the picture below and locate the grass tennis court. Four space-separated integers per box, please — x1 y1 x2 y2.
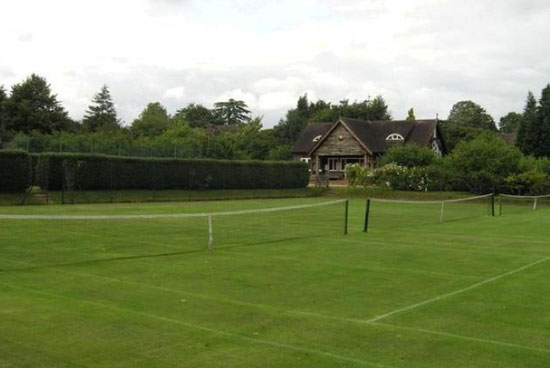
0 196 549 367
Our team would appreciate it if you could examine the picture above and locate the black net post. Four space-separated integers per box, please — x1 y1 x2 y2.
344 199 349 235
491 194 495 217
61 161 65 205
363 199 371 233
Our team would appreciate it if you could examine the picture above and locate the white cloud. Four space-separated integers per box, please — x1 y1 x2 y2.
0 0 549 127
163 86 186 100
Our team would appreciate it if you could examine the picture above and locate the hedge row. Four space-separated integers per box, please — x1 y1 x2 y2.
0 149 32 192
37 153 309 191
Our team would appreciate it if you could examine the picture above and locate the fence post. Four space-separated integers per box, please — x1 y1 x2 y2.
344 200 349 235
440 201 445 223
363 199 371 233
533 197 538 211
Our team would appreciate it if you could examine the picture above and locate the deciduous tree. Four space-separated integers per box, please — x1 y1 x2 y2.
499 112 523 133
3 74 72 133
131 102 171 136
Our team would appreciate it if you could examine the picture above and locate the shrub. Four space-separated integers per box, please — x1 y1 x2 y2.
346 163 448 192
445 133 522 193
502 170 550 195
380 144 438 168
36 153 309 191
0 149 31 192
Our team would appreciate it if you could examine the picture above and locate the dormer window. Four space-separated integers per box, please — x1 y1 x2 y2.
386 133 404 141
312 135 322 142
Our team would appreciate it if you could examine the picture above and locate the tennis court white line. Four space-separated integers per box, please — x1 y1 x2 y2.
8 261 549 356
290 310 550 354
370 321 550 355
366 257 550 323
0 281 390 368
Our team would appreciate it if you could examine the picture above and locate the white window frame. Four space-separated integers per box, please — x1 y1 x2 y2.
385 133 405 141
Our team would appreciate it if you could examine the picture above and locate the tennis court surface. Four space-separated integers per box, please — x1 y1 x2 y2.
1 197 549 367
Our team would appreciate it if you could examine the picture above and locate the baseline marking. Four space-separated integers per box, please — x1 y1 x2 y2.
366 257 550 323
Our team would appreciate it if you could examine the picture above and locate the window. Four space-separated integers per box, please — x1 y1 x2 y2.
300 157 311 163
312 135 322 142
385 133 404 141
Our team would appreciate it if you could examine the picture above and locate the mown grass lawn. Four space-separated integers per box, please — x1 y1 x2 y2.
0 196 549 367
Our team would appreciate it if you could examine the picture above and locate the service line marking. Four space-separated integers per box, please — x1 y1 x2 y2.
365 257 550 323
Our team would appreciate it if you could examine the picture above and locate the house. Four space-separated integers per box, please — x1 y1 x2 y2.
291 117 446 179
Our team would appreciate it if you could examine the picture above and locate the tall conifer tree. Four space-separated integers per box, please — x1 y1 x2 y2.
83 85 120 132
517 91 538 155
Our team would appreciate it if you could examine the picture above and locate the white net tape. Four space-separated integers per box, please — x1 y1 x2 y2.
0 199 347 220
368 193 493 205
500 194 550 199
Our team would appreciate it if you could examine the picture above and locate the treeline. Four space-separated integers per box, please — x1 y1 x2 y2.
0 74 391 160
1 73 549 160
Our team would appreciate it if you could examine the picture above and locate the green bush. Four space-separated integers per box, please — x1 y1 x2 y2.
379 144 438 168
502 170 550 195
0 149 31 192
37 153 309 191
346 163 448 192
445 133 522 193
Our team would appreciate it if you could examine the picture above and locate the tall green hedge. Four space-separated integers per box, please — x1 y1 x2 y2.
0 149 32 192
37 153 309 191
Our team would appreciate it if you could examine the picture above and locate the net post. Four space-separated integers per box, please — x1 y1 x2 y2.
491 194 495 217
207 214 214 250
439 201 445 223
344 200 349 235
363 199 371 233
61 160 65 205
498 194 502 216
533 197 538 211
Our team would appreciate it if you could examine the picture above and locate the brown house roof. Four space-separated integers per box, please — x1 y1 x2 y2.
290 122 333 154
291 117 444 155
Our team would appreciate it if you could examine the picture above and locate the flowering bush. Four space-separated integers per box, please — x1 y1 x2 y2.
346 163 447 191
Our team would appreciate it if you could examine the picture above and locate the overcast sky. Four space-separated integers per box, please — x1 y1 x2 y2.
1 0 549 127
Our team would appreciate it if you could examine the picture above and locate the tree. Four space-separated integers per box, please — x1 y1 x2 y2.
406 108 416 121
446 133 522 193
131 102 171 136
82 85 120 132
0 85 6 134
172 103 216 127
213 99 251 125
517 91 538 155
447 100 496 130
380 144 437 167
442 100 497 151
3 74 72 133
532 84 550 157
499 112 523 133
272 95 311 145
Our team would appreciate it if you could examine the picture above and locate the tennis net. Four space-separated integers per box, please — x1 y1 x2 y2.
0 200 348 271
363 194 494 232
